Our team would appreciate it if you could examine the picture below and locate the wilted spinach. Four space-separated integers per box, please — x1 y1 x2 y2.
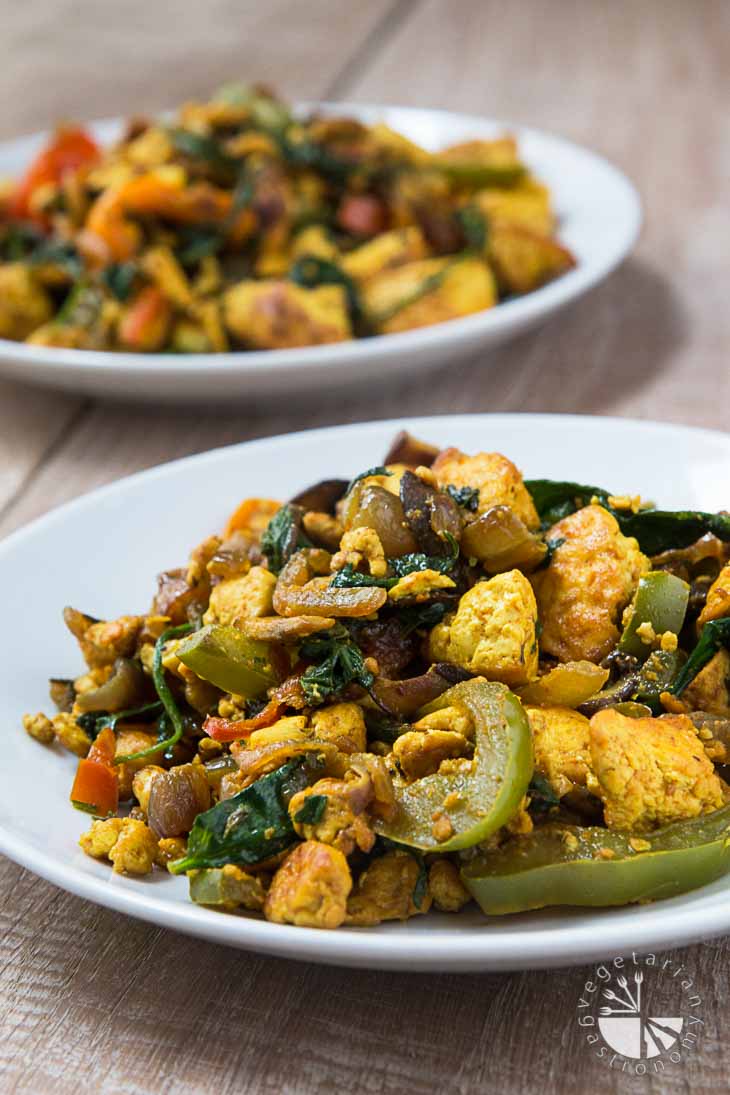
170 758 312 873
260 504 311 574
446 484 479 512
300 624 374 704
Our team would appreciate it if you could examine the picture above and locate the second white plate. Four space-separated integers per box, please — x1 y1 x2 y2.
0 104 641 401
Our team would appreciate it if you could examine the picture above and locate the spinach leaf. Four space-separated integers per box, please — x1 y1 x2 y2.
29 239 83 277
1 222 44 261
75 700 163 741
170 758 311 873
56 281 103 328
169 127 238 182
456 205 488 251
525 479 610 527
616 510 730 556
289 255 364 328
101 261 138 301
278 135 357 184
390 531 459 578
396 601 448 636
300 624 374 705
527 774 560 816
260 504 311 574
345 465 391 495
446 484 479 512
330 563 396 590
526 478 730 554
294 794 328 825
671 617 730 697
177 227 224 266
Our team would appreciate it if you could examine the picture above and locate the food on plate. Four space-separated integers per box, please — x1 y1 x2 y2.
23 433 730 927
0 85 574 353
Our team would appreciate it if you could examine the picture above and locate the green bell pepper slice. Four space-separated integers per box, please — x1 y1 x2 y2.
619 571 689 660
375 678 533 853
461 805 730 914
176 624 281 698
433 161 526 188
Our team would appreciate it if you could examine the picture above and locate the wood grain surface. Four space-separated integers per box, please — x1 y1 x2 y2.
1 1 729 1091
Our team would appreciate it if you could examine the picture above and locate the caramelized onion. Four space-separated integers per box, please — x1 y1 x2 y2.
461 506 547 573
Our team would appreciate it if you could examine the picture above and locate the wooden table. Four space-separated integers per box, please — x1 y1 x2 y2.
1 2 728 1090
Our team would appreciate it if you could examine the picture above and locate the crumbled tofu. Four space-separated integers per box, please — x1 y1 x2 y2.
22 712 55 745
203 566 276 626
429 569 539 686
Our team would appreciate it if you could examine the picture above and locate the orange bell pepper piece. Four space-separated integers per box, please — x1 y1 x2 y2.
224 497 280 540
70 726 119 817
12 125 100 220
118 286 172 351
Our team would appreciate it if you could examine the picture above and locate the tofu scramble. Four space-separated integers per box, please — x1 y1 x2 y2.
23 431 730 927
0 85 574 354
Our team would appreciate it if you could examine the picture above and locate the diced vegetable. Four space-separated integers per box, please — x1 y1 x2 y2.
462 805 730 914
176 624 282 698
376 679 533 852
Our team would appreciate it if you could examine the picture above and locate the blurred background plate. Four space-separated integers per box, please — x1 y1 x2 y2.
0 105 641 402
2 413 729 972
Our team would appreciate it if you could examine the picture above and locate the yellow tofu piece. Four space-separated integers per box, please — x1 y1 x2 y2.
429 569 538 686
589 709 725 831
290 225 339 263
364 255 496 335
532 505 649 663
435 136 521 168
223 280 351 349
487 223 575 294
0 263 53 340
341 226 428 283
698 562 730 627
432 447 539 529
526 705 597 799
203 566 276 626
474 178 555 236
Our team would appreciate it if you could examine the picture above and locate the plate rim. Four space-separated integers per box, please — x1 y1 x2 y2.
5 411 728 972
0 101 642 379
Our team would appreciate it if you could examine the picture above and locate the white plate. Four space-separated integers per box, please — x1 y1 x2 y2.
2 414 730 971
0 105 641 402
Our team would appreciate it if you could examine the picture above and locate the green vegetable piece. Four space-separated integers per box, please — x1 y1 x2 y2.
446 484 480 512
455 205 488 251
375 679 533 853
632 649 684 713
176 625 281 698
390 531 459 579
525 478 730 553
170 758 311 873
77 699 163 742
101 261 138 301
260 504 310 574
294 794 328 825
329 564 396 590
168 128 238 180
114 623 194 763
299 624 373 705
672 616 730 697
527 774 560 816
289 255 364 329
188 867 264 909
461 805 730 914
434 162 525 188
619 571 689 660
